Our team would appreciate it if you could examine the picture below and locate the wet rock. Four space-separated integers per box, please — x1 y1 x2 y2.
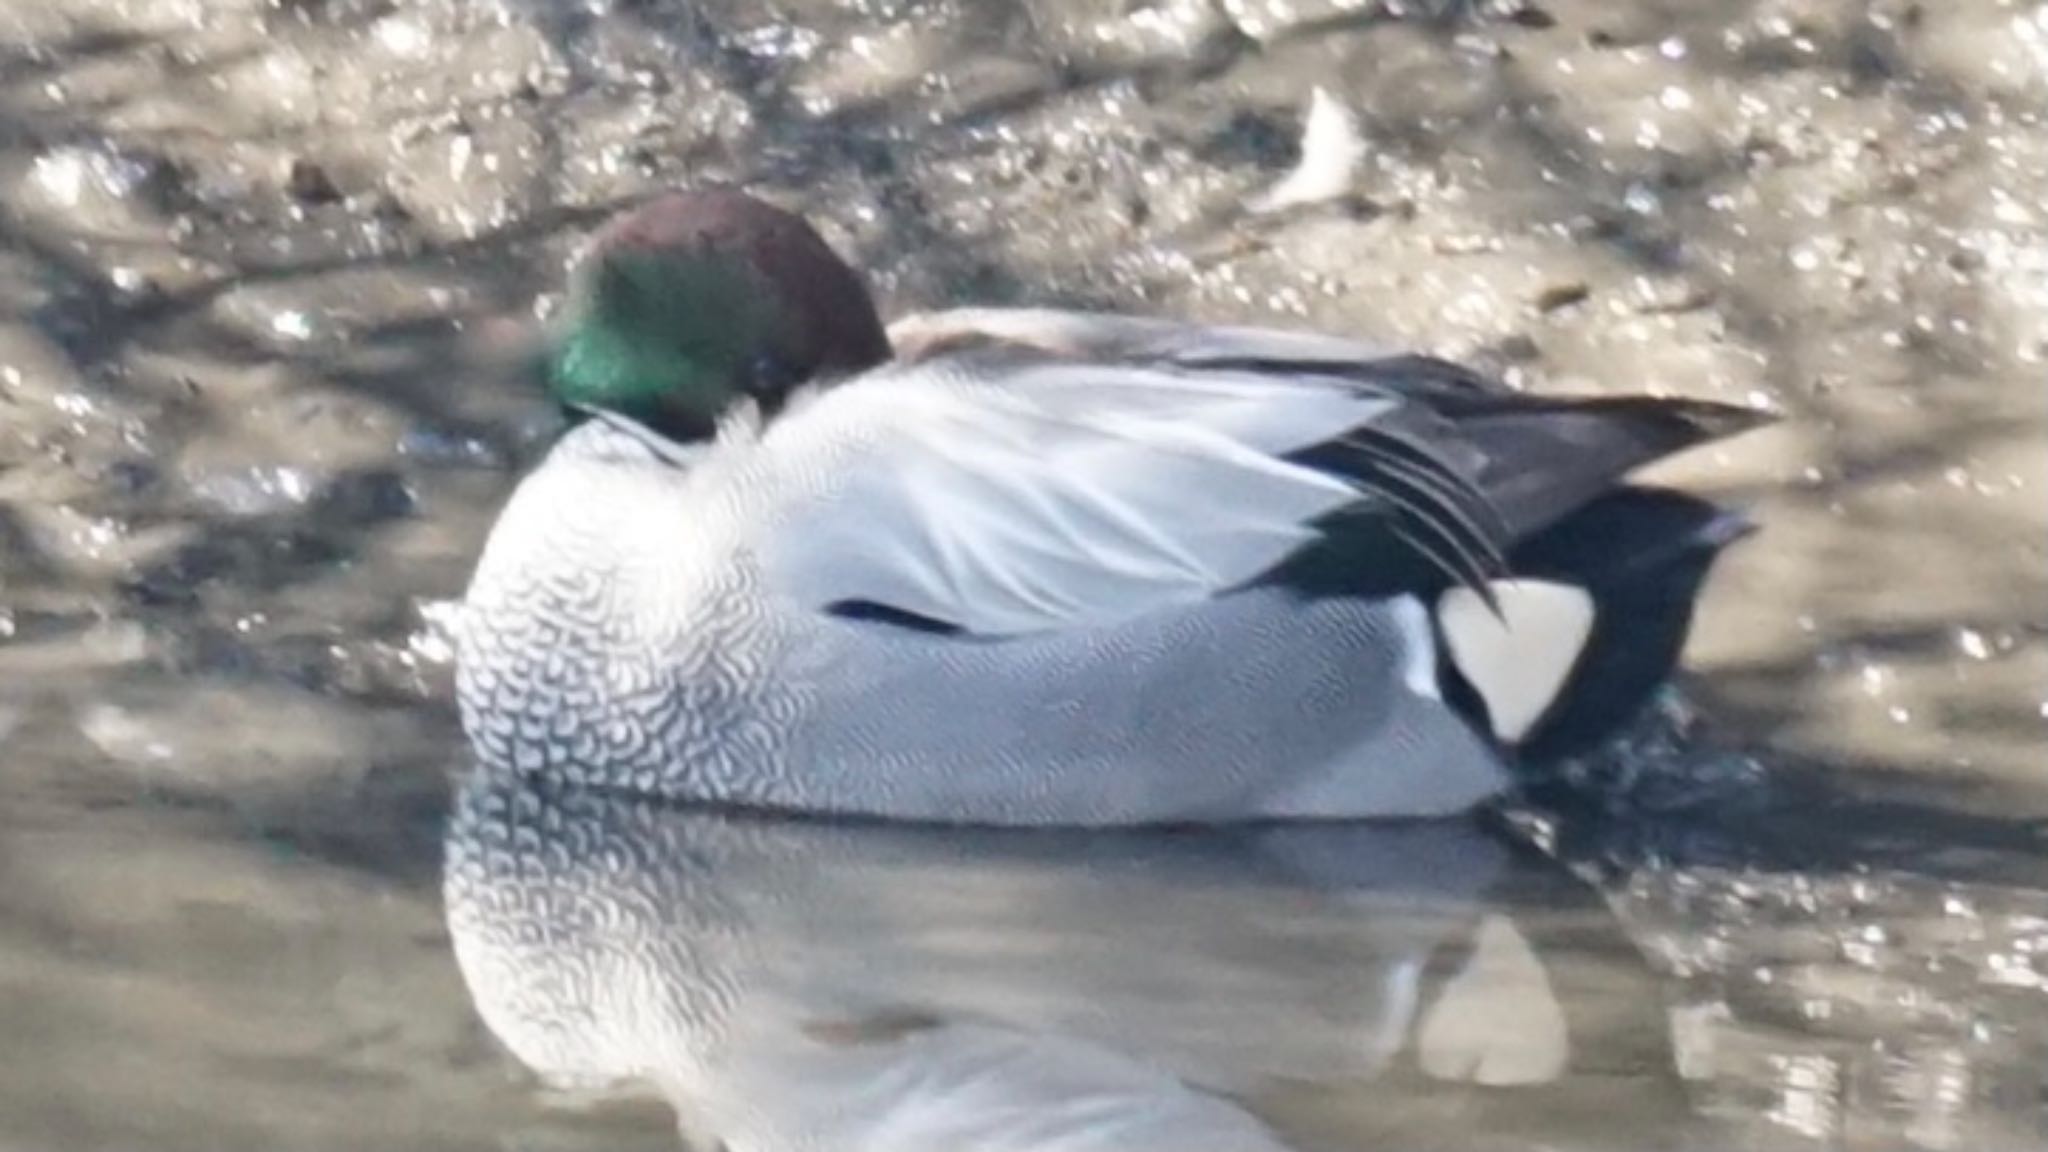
382 116 546 245
185 464 326 518
263 0 388 27
317 469 417 527
1535 281 1591 313
1628 276 1714 315
1199 109 1296 169
1217 0 1369 42
1432 233 1507 256
94 458 159 495
0 326 90 407
1498 2 1555 30
283 158 342 205
74 678 439 800
17 139 192 226
395 425 508 469
9 502 193 579
0 617 154 675
1496 332 1542 362
1946 248 1986 275
1036 0 1245 72
927 53 1054 122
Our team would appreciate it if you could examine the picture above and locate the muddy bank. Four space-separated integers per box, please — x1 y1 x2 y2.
4 0 2042 809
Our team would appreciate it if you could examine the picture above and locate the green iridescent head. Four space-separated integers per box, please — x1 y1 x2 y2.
546 188 893 440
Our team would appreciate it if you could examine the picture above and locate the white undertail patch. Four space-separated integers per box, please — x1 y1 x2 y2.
1435 580 1595 744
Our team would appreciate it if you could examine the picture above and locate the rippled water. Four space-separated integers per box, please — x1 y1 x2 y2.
2 0 2044 1148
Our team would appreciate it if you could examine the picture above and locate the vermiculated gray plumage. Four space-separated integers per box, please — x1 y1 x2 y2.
456 309 1769 825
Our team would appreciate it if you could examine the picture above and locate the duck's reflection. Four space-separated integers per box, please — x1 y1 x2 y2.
444 774 1686 1150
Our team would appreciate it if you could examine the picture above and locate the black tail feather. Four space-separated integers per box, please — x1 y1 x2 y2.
1503 487 1753 765
1458 395 1774 540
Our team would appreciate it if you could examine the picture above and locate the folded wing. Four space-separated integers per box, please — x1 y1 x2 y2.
751 357 1501 637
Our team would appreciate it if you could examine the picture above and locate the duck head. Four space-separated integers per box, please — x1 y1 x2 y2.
544 188 893 440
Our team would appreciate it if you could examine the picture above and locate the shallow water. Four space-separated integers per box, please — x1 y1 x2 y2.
2 0 2045 1148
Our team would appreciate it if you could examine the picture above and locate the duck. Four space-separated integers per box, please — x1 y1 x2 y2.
454 186 1773 826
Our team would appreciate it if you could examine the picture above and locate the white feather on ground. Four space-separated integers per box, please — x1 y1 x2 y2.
1245 87 1368 214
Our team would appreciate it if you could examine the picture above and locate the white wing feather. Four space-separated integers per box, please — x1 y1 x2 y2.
751 360 1398 637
